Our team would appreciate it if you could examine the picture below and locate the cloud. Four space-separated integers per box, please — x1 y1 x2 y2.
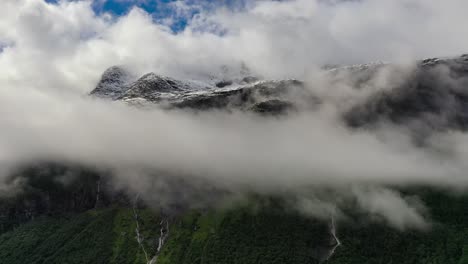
352 187 429 230
291 186 430 230
1 0 468 229
3 0 468 93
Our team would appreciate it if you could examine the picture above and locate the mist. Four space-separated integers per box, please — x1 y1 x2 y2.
2 0 468 229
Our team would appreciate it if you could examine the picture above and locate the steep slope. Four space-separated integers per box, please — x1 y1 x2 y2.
0 208 161 264
2 55 468 263
0 191 467 264
90 66 315 114
345 55 468 134
90 66 135 99
92 55 468 124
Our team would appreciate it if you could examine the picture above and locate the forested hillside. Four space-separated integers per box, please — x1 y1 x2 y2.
0 191 467 264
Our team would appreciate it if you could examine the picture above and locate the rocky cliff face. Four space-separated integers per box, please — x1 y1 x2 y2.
91 55 468 130
89 66 135 99
345 55 468 134
0 164 120 233
90 67 316 114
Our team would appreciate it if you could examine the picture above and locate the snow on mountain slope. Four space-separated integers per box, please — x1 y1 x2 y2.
89 66 135 99
91 67 314 114
90 55 468 131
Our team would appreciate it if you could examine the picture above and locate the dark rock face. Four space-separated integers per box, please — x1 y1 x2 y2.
91 68 315 114
249 99 295 114
90 66 135 99
0 163 121 233
118 73 209 102
90 55 468 126
345 56 468 135
215 80 233 88
171 80 314 112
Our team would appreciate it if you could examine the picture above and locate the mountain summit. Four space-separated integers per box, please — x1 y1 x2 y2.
92 55 468 132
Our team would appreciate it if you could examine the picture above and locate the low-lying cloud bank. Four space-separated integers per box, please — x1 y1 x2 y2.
2 0 468 229
2 70 468 229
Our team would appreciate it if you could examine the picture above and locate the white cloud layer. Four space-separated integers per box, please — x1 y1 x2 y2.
2 0 468 93
1 0 468 228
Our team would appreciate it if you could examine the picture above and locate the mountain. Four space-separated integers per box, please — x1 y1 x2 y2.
91 67 309 114
90 66 136 100
1 55 468 264
345 55 468 133
91 54 468 132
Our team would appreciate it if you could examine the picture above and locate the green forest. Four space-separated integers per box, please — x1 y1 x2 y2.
0 191 467 264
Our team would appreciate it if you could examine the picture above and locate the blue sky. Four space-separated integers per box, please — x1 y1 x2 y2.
45 0 250 32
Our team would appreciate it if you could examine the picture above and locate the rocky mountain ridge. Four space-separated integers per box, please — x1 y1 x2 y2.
92 54 468 133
